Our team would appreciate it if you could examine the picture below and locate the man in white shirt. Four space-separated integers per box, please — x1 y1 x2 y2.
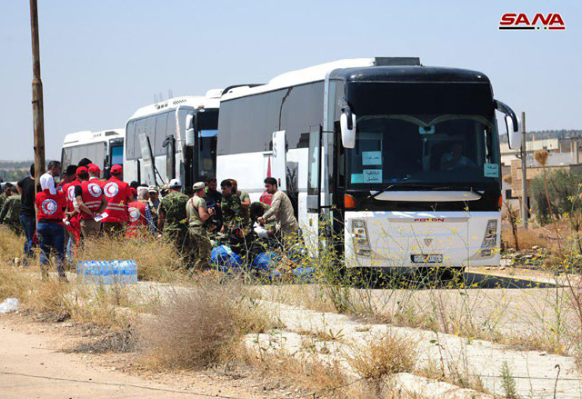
40 161 61 195
440 143 477 171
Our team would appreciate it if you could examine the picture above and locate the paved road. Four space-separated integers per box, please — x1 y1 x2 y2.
0 320 269 399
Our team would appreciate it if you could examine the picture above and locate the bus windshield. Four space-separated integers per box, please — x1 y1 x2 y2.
346 83 500 189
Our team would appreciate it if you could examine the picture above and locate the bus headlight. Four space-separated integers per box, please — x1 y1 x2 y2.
480 219 498 249
352 219 371 257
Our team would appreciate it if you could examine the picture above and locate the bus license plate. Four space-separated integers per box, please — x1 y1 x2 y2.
411 254 443 263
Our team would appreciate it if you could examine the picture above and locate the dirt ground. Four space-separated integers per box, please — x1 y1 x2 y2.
0 314 287 399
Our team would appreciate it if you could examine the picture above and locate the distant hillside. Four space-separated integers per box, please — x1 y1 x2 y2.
499 130 582 143
0 160 33 183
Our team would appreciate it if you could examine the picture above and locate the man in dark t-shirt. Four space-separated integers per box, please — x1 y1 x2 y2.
17 164 36 263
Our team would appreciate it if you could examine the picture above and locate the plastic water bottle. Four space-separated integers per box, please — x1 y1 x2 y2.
129 260 138 284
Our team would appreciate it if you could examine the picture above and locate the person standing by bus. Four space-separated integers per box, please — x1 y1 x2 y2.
17 164 36 264
61 165 81 260
258 177 299 248
204 177 222 234
74 167 107 239
35 185 67 281
126 188 154 238
158 179 189 253
88 164 105 186
147 186 161 231
230 179 250 225
101 165 131 235
186 182 214 269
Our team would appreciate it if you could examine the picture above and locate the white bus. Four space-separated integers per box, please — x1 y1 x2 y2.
61 129 125 177
217 58 521 272
124 90 222 189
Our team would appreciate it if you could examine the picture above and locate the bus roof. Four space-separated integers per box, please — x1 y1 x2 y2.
222 58 375 100
222 58 490 100
62 129 124 148
128 89 222 121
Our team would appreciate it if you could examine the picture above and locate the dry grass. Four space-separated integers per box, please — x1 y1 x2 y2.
0 264 32 300
0 226 24 264
140 278 276 370
502 225 550 250
346 332 417 380
76 236 184 282
68 328 136 354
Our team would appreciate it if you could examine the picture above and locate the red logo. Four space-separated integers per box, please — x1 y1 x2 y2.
128 207 140 222
414 218 445 222
499 13 566 30
104 182 119 198
41 199 58 215
88 183 102 197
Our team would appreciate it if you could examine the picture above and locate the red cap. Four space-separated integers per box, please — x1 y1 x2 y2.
88 163 101 174
76 166 88 176
130 187 137 197
111 164 123 174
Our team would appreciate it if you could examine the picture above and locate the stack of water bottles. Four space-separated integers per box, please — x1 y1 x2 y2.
76 260 138 285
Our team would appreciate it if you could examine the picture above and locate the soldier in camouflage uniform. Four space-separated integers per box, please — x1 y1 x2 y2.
158 179 190 255
0 187 22 234
258 177 299 249
220 179 252 254
186 182 214 270
220 179 244 233
0 183 12 211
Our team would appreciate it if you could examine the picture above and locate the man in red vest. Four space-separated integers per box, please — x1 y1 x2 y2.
101 164 132 235
61 166 82 258
35 185 67 281
74 166 107 239
88 164 105 188
126 187 154 238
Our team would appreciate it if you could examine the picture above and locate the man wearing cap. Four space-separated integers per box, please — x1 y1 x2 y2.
158 179 189 253
61 165 81 260
147 186 160 230
74 166 107 239
186 182 214 269
88 164 105 188
101 164 131 235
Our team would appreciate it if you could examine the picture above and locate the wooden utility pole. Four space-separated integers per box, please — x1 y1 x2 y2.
29 0 45 190
521 112 528 229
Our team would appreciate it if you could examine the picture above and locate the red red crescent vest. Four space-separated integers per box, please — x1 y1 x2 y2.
79 180 104 220
63 180 81 213
102 176 130 223
126 201 148 238
36 189 65 221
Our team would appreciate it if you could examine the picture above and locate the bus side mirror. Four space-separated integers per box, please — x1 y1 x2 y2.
339 98 356 149
185 114 195 147
495 100 521 150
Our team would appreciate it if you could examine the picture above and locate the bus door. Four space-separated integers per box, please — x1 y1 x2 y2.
306 126 323 255
106 138 124 179
194 109 219 182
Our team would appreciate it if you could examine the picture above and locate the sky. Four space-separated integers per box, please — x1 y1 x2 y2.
0 0 581 161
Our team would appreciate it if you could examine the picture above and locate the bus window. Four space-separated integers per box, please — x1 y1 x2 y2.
110 145 123 166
